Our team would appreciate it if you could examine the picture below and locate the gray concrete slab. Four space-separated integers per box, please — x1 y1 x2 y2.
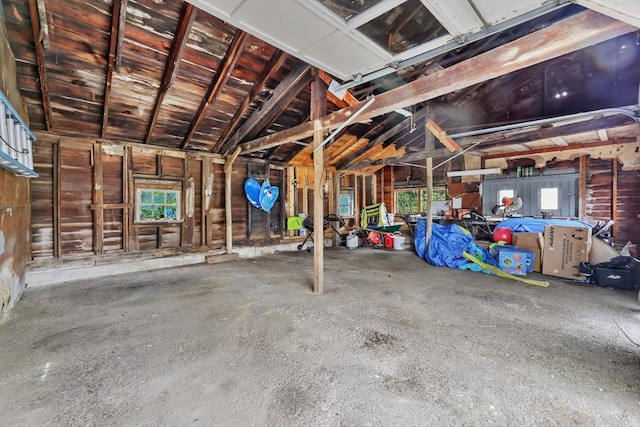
1 247 639 426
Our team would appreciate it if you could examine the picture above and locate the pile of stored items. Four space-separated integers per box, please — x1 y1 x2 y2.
414 218 640 290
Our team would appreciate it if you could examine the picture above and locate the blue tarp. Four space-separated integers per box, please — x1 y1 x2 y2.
414 220 498 271
494 218 592 233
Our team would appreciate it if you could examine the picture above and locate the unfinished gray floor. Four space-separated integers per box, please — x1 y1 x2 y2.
1 248 639 426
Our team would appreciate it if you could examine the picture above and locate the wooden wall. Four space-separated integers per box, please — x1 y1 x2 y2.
30 134 288 267
0 17 30 319
585 158 640 245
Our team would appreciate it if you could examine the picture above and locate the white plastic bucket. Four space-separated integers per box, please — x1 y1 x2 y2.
346 232 358 249
393 235 405 250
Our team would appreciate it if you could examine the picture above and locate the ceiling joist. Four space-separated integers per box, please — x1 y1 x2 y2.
220 62 313 155
213 50 287 153
102 0 124 138
27 0 51 131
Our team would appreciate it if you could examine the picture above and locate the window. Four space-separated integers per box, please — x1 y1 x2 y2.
339 189 355 217
135 180 182 223
540 187 559 211
498 189 515 204
396 189 419 213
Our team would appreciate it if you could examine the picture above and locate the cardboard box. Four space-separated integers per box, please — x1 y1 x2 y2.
495 246 531 276
542 226 591 280
512 232 543 273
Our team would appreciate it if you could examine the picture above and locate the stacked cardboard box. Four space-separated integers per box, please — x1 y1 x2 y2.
542 226 591 280
512 232 543 273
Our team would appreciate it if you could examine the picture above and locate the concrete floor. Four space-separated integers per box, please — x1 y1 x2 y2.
1 248 639 426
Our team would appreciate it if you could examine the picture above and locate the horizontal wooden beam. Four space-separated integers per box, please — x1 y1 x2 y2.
238 10 634 154
480 137 636 160
426 119 462 153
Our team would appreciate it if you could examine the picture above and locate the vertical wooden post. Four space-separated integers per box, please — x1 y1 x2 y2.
426 157 433 251
287 166 296 237
332 169 340 247
93 143 104 255
579 155 587 220
224 147 241 254
612 158 618 240
380 168 385 206
127 147 138 252
122 146 130 252
302 169 309 216
313 120 324 294
53 142 61 258
354 174 360 226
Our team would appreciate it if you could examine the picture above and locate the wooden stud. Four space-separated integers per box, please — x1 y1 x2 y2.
53 142 61 258
612 158 618 240
332 169 340 247
93 143 104 255
579 155 587 221
426 157 433 252
224 147 241 254
122 146 130 252
313 120 323 294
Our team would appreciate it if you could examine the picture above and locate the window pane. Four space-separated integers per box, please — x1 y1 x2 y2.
315 0 385 20
357 0 448 54
397 190 419 213
498 189 514 205
540 188 559 210
136 188 181 222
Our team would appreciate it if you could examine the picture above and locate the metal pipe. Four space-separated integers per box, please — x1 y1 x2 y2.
448 105 640 139
313 97 375 152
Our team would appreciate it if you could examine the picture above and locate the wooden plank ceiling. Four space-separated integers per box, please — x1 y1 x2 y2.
2 0 640 171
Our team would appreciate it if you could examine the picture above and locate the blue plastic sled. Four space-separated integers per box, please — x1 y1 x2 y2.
259 180 279 212
244 177 261 209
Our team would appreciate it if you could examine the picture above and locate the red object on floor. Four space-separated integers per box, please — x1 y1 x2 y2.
493 227 513 244
384 233 394 249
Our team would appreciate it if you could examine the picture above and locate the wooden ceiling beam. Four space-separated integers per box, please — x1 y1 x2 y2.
115 0 128 72
102 0 124 138
145 3 197 143
337 109 429 169
214 50 287 153
182 29 248 150
27 0 52 130
220 62 312 155
238 10 634 154
481 137 636 160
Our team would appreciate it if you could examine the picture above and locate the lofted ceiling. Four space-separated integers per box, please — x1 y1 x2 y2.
1 0 639 172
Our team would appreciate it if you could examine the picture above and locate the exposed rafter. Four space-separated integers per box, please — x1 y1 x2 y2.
114 0 128 72
182 29 248 150
145 3 197 144
102 0 124 139
27 0 51 131
213 50 287 153
238 11 634 155
220 62 313 155
337 109 429 170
